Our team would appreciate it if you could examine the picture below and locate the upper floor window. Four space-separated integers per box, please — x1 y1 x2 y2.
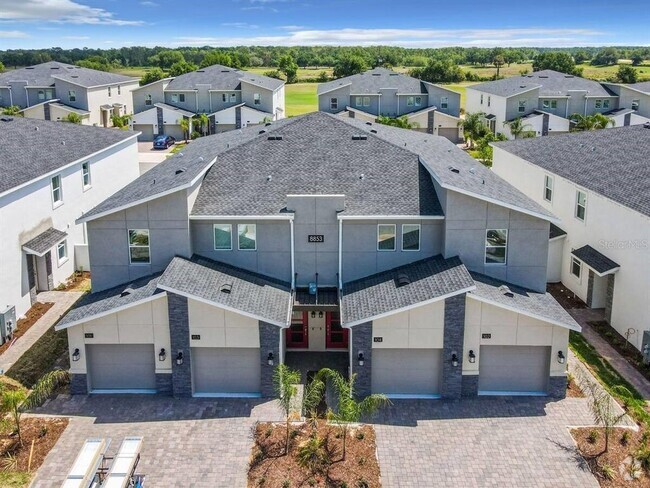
415 96 422 106
603 99 610 109
543 175 553 202
57 240 68 266
171 93 185 103
377 224 396 251
213 224 232 250
571 256 582 279
543 99 558 109
117 85 121 95
254 93 261 105
485 229 507 265
68 90 76 102
480 94 484 105
238 224 257 251
407 96 414 107
128 229 150 264
402 224 420 251
330 97 338 110
51 175 63 206
551 100 557 109
575 190 587 221
108 86 112 97
145 94 152 106
595 99 602 109
632 99 640 111
518 100 526 113
38 90 45 101
230 93 236 102
441 97 448 109
81 161 91 188
356 96 370 107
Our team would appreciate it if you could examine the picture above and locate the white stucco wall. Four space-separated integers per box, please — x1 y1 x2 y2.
187 298 260 348
371 301 445 349
86 81 138 126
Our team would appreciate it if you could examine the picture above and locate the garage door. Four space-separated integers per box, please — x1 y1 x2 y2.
87 344 156 392
438 127 462 143
163 124 184 141
479 346 550 395
133 124 154 141
371 348 442 397
192 347 260 396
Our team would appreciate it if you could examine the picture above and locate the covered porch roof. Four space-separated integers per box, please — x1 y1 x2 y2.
572 245 620 276
22 227 67 257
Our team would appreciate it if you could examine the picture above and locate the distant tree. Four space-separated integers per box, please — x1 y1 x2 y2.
200 51 241 69
573 50 591 65
263 69 282 80
77 55 111 72
493 54 505 78
140 67 166 86
458 112 489 148
532 52 579 75
0 61 5 73
149 50 185 69
332 54 367 78
278 54 299 83
168 61 197 77
630 51 645 66
410 59 465 83
317 71 330 82
616 65 638 84
591 47 620 66
570 113 614 131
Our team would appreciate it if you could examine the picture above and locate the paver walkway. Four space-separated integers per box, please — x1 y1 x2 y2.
568 307 650 400
0 291 83 373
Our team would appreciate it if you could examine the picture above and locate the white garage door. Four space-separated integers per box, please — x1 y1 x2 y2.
87 344 156 392
371 348 442 397
192 347 261 396
133 124 154 141
163 124 184 141
479 346 550 395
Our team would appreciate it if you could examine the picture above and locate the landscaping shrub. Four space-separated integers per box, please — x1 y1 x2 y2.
600 463 615 480
588 430 599 444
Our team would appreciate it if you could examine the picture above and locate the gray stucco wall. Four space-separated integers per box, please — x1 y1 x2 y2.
537 97 568 118
585 96 619 116
195 86 211 113
7 81 28 108
379 88 398 116
164 91 197 112
88 190 191 292
350 322 372 398
209 91 241 113
132 81 166 114
617 87 649 117
397 93 429 116
341 220 443 282
0 87 11 107
425 84 461 117
505 88 540 121
318 85 351 113
240 82 274 115
350 94 380 115
54 79 89 111
567 92 587 117
442 191 549 292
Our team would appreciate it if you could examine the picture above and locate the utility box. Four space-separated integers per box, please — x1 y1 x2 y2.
643 331 650 365
0 306 16 345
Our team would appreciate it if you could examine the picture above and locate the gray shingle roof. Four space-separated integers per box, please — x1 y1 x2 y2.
0 117 136 196
0 61 135 88
166 64 284 92
341 255 475 325
469 70 615 98
56 274 163 330
549 223 567 240
493 124 650 217
630 81 650 94
469 272 581 330
192 112 442 216
572 245 620 275
22 228 67 256
318 67 427 95
158 255 291 325
47 102 90 115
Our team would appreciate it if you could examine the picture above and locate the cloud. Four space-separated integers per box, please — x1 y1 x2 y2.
0 30 29 38
0 0 144 25
278 25 306 30
221 22 259 29
174 27 606 48
63 35 89 39
140 1 159 5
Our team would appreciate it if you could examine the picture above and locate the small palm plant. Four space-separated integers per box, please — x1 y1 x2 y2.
273 364 301 454
2 389 27 445
62 113 83 124
179 117 190 142
458 112 489 148
570 113 615 132
503 117 535 139
2 105 22 116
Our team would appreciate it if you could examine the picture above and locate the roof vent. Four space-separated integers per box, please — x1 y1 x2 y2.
372 73 381 76
26 67 34 70
389 73 398 76
644 122 650 129
519 85 526 88
198 156 204 162
448 166 460 174
395 273 411 288
120 287 135 297
359 174 365 180
564 75 574 78
220 283 232 294
365 121 372 125
61 141 66 146
351 135 368 140
265 122 272 126
197 70 205 73
370 129 377 133
0 117 13 122
267 135 283 141
499 285 514 298
51 67 59 69
267 175 272 181
72 75 78 78
35 126 39 131
258 129 266 134
175 167 186 175
220 70 230 73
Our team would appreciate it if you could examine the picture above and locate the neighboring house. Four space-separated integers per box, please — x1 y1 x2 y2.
492 124 650 351
317 68 463 142
130 65 285 141
466 69 636 139
601 81 650 126
0 61 138 127
0 116 139 329
57 112 578 400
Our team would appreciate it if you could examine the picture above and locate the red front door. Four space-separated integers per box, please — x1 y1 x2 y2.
326 311 348 349
286 311 309 348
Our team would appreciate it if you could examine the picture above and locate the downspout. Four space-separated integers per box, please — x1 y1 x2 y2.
8 87 13 106
290 218 295 289
338 218 343 290
584 96 588 116
24 86 29 107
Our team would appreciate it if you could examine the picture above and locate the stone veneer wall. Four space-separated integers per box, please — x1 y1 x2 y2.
586 270 595 308
351 322 372 398
605 274 615 323
548 376 567 399
259 322 280 397
461 375 479 397
168 293 192 398
156 373 173 396
70 374 88 395
441 294 466 400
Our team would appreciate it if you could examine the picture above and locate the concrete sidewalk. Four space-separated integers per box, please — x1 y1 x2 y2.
0 291 83 373
569 307 650 400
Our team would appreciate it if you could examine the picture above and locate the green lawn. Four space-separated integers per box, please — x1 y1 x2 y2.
440 82 479 111
111 66 151 78
285 83 318 116
247 66 333 82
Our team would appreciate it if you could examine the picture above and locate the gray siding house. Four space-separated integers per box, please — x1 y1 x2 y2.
58 112 578 401
131 64 285 141
317 68 463 142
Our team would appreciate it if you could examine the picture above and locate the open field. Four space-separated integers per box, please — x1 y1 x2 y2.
247 66 333 81
285 82 318 116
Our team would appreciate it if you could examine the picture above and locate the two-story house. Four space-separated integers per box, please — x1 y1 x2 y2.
466 69 633 139
317 68 463 142
492 124 650 351
130 64 285 141
56 112 578 401
601 81 650 127
0 61 138 127
0 116 139 331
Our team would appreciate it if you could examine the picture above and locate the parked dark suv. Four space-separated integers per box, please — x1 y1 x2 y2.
153 135 175 149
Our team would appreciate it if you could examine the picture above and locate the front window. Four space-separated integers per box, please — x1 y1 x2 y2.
68 90 76 102
238 224 257 250
179 93 185 102
402 224 420 251
128 229 150 264
575 190 587 221
213 224 232 250
57 240 68 265
363 96 370 107
254 93 261 105
230 93 236 102
38 90 45 101
542 100 550 109
82 161 91 188
603 99 610 109
330 97 338 110
377 224 396 251
407 96 414 107
171 94 178 103
117 85 121 95
551 100 557 109
415 96 422 106
518 100 526 113
108 86 112 97
145 94 152 106
485 229 508 264
544 175 553 202
51 175 63 205
441 96 448 109
595 99 602 109
571 257 582 278
480 94 483 105
355 96 362 106
632 99 640 110
487 96 490 107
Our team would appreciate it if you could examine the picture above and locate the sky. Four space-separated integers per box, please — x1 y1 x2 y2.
0 0 648 50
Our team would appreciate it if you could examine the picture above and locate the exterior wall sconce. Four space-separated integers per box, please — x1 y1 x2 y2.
176 351 184 366
318 311 323 318
451 352 459 367
468 350 476 364
311 311 316 318
72 348 80 362
267 352 274 366
358 352 365 366
557 351 566 364
158 348 166 362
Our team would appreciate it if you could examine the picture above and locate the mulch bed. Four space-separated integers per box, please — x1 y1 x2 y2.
567 376 586 398
548 283 586 309
249 421 380 488
0 302 54 356
0 417 68 473
589 320 650 383
56 271 91 292
572 427 650 487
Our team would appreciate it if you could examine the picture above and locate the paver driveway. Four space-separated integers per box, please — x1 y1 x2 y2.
32 394 599 487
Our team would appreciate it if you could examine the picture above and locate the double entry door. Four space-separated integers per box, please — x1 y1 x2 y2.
286 311 348 349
